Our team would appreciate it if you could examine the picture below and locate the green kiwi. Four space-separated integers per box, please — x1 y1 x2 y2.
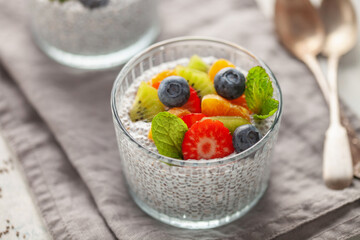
202 116 250 134
129 82 165 122
187 55 210 73
175 66 216 98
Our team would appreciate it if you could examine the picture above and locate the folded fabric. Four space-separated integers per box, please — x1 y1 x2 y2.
0 0 359 239
0 66 115 239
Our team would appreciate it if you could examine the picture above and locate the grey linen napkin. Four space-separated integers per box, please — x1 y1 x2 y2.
0 0 360 239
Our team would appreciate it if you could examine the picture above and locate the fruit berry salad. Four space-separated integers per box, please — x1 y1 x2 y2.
128 55 279 160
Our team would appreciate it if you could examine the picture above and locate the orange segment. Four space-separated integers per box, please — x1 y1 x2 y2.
168 107 191 118
229 94 251 113
149 69 176 89
208 59 235 82
148 128 153 141
201 94 250 121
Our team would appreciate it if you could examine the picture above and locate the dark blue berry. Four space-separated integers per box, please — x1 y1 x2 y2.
232 124 262 153
214 67 245 100
80 0 109 9
158 76 190 108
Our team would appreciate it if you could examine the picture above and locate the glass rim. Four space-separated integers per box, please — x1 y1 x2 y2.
111 36 283 167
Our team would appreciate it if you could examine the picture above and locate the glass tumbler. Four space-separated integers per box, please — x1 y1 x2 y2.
30 0 159 70
111 37 283 229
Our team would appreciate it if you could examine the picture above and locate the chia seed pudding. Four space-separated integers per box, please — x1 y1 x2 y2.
30 0 159 69
111 38 282 229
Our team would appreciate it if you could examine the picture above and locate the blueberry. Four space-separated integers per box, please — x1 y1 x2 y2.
214 67 245 100
232 124 262 153
158 76 190 108
80 0 109 9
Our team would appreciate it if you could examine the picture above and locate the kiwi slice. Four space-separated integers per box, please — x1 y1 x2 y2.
129 82 165 122
187 55 210 73
175 66 216 98
203 116 250 134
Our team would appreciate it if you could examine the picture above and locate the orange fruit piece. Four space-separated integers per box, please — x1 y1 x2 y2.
148 129 153 141
150 69 176 89
208 59 235 82
229 94 251 113
148 108 191 141
201 94 250 121
167 107 191 118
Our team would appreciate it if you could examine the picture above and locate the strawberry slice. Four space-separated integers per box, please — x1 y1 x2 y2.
181 113 206 128
182 87 201 113
182 119 234 160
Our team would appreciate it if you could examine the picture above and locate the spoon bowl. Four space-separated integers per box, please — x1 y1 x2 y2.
275 0 329 103
275 0 325 61
320 0 358 57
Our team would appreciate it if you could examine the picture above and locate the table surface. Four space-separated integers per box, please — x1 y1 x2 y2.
1 0 360 239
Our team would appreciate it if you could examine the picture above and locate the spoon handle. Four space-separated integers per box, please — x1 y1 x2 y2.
302 54 357 184
323 55 353 189
327 56 341 124
302 55 329 103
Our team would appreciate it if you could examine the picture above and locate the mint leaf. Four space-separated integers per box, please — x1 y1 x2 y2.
253 98 279 120
245 66 273 113
151 112 188 159
245 66 278 119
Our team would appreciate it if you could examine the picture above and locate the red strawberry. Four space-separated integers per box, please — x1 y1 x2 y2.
181 113 206 128
182 119 234 160
182 87 201 113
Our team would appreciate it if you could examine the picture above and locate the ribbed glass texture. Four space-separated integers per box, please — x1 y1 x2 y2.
111 37 282 229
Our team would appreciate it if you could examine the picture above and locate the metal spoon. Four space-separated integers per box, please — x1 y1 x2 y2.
319 0 357 189
275 0 329 102
275 0 357 189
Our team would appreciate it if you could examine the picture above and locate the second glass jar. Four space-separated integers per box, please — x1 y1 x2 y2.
30 0 160 69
